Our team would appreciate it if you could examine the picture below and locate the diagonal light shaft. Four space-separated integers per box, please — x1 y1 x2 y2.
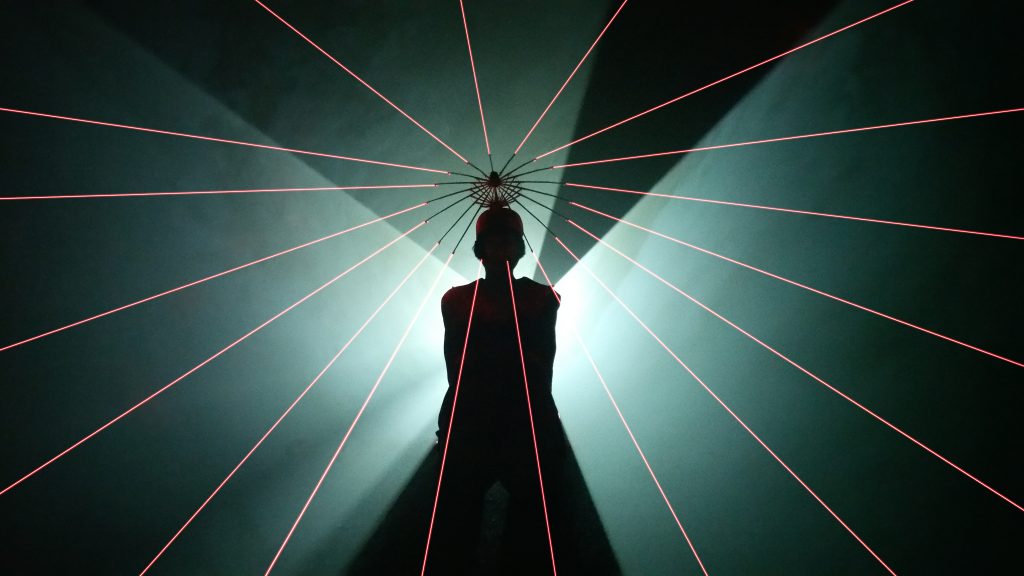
575 328 710 574
252 0 469 164
514 0 630 155
554 236 898 576
139 243 441 575
0 183 438 202
0 222 426 498
553 107 1024 169
506 260 558 575
0 106 449 174
528 249 709 574
0 203 427 353
264 252 454 576
534 0 916 160
566 183 1024 241
459 0 490 156
569 218 1023 514
421 260 482 576
571 201 1024 368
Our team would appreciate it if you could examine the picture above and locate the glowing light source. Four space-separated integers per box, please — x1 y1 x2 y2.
553 237 898 576
0 203 427 354
570 201 1024 368
506 260 559 575
0 222 426 498
252 0 470 164
569 218 1024 514
138 243 441 575
263 252 454 576
528 249 709 574
534 0 916 160
0 106 449 174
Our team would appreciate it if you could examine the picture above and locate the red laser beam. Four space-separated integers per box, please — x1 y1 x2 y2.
534 0 916 160
554 107 1024 169
0 184 438 201
528 250 709 574
252 0 469 164
0 222 425 498
421 260 483 576
570 201 1024 368
528 249 559 304
513 0 630 155
554 237 898 576
459 0 490 156
264 252 454 576
575 328 710 575
566 183 1024 241
0 106 449 174
138 243 441 575
569 218 1024 514
0 203 426 354
506 260 558 575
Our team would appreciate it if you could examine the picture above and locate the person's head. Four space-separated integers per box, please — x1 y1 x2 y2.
472 206 525 269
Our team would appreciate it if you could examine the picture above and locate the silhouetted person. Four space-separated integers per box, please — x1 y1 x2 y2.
429 205 565 575
345 205 619 575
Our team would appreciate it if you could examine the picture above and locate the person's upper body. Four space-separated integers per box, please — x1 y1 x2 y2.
436 205 562 456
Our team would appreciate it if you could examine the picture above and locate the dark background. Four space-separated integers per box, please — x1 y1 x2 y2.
1 1 1021 574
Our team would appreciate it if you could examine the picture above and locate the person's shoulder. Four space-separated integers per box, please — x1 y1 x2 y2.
444 280 478 297
442 281 478 307
516 277 561 306
516 277 548 291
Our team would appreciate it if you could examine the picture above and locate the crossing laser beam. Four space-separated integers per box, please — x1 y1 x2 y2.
526 248 558 303
513 0 630 155
570 201 1024 368
460 0 490 155
554 236 898 576
576 326 710 574
138 243 441 575
569 218 1024 514
0 184 438 201
553 107 1024 170
566 183 1024 241
507 261 559 575
528 248 709 574
264 252 454 576
0 203 427 354
252 0 469 164
534 0 916 160
421 260 483 576
0 222 425 498
0 106 449 174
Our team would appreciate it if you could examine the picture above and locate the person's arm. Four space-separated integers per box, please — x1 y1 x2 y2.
437 290 462 441
441 291 460 387
540 290 559 364
527 288 559 394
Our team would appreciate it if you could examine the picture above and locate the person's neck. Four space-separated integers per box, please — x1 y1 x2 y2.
482 261 515 283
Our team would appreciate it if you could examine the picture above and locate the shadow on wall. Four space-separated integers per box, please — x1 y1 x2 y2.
537 0 838 283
